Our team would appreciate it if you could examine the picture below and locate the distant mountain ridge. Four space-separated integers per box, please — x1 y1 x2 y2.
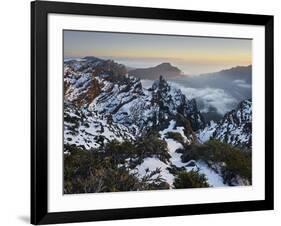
128 62 182 80
182 65 252 85
64 56 251 150
198 65 252 83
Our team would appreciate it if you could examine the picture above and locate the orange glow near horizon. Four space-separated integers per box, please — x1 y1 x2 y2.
64 30 252 75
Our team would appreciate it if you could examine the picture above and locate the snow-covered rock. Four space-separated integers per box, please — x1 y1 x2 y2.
63 57 250 189
64 102 135 150
198 99 252 149
212 99 252 149
197 120 217 143
64 58 205 139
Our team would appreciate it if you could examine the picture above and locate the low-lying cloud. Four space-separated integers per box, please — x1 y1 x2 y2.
141 79 238 115
171 82 236 115
233 79 251 89
141 79 155 89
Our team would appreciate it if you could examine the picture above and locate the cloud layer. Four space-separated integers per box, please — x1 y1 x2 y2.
169 82 237 115
233 79 251 89
141 80 237 115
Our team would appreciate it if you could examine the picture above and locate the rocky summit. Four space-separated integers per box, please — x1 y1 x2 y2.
64 57 205 149
63 57 252 192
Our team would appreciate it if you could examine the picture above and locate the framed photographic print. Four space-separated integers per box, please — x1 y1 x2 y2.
31 0 274 224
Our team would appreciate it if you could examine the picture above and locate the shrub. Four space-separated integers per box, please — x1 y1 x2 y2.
63 142 171 194
64 145 142 193
64 113 80 126
181 143 210 162
139 168 170 190
205 140 252 184
165 132 185 145
135 133 170 163
180 140 252 185
103 140 136 165
173 171 209 188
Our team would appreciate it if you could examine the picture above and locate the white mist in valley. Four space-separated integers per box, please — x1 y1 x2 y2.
141 79 238 116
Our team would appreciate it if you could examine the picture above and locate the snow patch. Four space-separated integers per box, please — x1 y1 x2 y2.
134 157 174 186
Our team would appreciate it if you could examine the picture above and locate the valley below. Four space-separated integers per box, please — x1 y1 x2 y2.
63 57 252 194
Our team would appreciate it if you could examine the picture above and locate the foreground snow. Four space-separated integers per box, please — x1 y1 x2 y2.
133 120 227 188
134 157 174 186
195 161 226 187
63 57 250 189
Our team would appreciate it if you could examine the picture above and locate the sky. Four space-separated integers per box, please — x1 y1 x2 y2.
64 30 252 75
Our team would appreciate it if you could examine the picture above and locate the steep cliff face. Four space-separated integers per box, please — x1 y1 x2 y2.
198 99 252 149
64 57 252 189
212 99 252 149
64 57 205 149
149 76 205 131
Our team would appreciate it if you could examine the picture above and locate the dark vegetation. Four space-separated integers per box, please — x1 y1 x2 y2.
64 133 251 193
64 144 170 193
180 139 252 185
64 131 171 194
165 132 185 145
173 171 209 188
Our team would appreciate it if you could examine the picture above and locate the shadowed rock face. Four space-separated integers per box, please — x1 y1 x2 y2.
149 75 205 131
64 57 251 150
212 99 252 149
198 99 252 149
63 57 252 189
128 62 182 80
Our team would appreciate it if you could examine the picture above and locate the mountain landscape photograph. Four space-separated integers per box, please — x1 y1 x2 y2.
63 30 252 194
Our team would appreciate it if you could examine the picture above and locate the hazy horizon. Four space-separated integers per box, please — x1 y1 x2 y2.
64 30 252 75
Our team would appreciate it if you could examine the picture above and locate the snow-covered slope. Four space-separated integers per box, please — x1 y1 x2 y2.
198 99 252 149
64 102 135 150
64 57 251 189
64 57 205 143
131 120 226 188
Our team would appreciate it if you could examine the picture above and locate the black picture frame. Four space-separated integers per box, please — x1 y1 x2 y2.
31 0 274 224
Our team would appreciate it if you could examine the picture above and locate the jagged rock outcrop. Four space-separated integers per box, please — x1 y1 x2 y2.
63 57 252 189
64 57 205 149
198 99 252 149
213 99 252 149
